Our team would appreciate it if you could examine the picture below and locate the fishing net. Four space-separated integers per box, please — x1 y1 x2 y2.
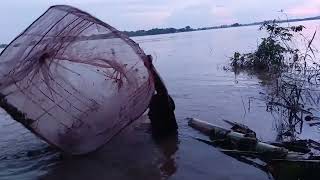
0 5 155 155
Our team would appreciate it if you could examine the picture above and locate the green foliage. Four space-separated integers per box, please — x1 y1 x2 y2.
231 21 304 72
231 21 320 140
231 23 241 27
123 26 194 37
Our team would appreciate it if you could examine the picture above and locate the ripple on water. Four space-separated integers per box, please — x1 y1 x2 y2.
0 112 60 180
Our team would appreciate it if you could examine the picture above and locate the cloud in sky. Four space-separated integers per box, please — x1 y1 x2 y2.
287 0 320 16
0 0 319 42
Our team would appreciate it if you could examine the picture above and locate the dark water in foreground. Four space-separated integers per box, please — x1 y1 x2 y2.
1 21 320 180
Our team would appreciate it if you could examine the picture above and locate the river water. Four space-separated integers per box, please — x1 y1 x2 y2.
0 21 320 180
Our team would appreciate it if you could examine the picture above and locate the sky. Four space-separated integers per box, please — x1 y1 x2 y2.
0 0 319 43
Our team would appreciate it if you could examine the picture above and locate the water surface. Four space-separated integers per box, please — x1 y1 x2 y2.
1 21 320 180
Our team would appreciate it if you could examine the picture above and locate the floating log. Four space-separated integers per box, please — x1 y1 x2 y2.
188 118 289 159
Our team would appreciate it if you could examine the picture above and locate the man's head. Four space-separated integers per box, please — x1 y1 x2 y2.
147 55 153 63
144 55 153 70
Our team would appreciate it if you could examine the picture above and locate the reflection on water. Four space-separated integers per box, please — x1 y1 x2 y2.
38 116 180 180
157 135 179 179
225 145 320 180
0 21 320 180
195 137 320 180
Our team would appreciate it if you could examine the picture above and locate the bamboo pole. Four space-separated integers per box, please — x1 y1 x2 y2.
188 118 289 158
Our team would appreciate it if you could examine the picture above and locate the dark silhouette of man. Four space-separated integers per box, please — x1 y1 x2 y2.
146 55 178 139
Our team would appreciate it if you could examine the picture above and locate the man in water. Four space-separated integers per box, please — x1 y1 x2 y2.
146 55 178 139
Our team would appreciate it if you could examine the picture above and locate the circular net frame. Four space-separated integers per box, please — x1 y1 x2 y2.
0 5 155 154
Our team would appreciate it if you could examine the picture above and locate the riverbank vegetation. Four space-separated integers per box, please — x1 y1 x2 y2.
230 21 305 73
230 20 320 140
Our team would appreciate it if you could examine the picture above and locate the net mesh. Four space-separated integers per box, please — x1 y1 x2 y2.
0 5 155 154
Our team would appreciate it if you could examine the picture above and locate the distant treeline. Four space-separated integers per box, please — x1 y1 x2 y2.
123 16 320 37
241 16 320 27
123 26 194 37
0 16 320 46
122 24 242 37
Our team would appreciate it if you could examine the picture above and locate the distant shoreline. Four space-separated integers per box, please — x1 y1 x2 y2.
0 16 319 48
123 16 320 37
